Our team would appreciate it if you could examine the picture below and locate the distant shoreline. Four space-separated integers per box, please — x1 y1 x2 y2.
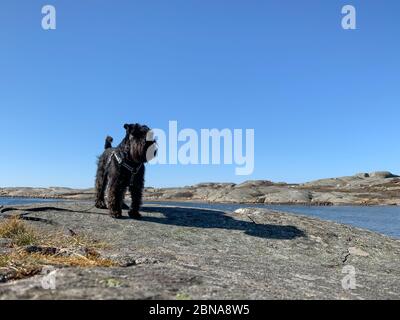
0 195 398 207
1 171 399 206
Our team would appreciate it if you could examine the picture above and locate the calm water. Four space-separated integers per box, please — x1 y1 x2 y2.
146 201 400 239
0 197 59 206
1 197 399 238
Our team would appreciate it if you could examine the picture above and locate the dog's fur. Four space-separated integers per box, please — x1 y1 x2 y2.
95 123 156 218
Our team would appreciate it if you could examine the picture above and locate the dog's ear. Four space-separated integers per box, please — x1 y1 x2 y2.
124 123 142 137
124 123 135 135
128 123 142 137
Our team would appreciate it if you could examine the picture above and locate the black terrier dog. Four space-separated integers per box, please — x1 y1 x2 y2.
95 123 157 219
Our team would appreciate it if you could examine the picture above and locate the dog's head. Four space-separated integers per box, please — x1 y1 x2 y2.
123 123 157 163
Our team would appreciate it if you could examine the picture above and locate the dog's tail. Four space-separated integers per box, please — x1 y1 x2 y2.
104 136 113 149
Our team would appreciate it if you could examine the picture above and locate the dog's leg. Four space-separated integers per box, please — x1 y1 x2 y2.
106 174 123 219
95 156 108 209
128 166 145 219
95 177 108 209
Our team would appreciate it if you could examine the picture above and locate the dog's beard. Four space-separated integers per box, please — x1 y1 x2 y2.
128 139 154 163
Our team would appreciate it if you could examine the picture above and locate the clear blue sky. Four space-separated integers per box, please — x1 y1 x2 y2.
1 0 399 188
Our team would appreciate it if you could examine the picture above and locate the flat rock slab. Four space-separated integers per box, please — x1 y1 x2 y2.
0 202 399 299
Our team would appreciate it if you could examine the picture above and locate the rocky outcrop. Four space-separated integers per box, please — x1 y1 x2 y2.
144 171 400 205
0 203 399 299
0 187 94 200
1 171 399 205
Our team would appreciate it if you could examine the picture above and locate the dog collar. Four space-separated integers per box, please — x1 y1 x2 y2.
112 152 142 174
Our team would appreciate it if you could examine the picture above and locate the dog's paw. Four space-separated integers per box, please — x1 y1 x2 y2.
110 211 123 219
128 210 142 220
95 201 107 209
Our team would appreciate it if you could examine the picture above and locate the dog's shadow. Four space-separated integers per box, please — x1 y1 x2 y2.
140 206 305 240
